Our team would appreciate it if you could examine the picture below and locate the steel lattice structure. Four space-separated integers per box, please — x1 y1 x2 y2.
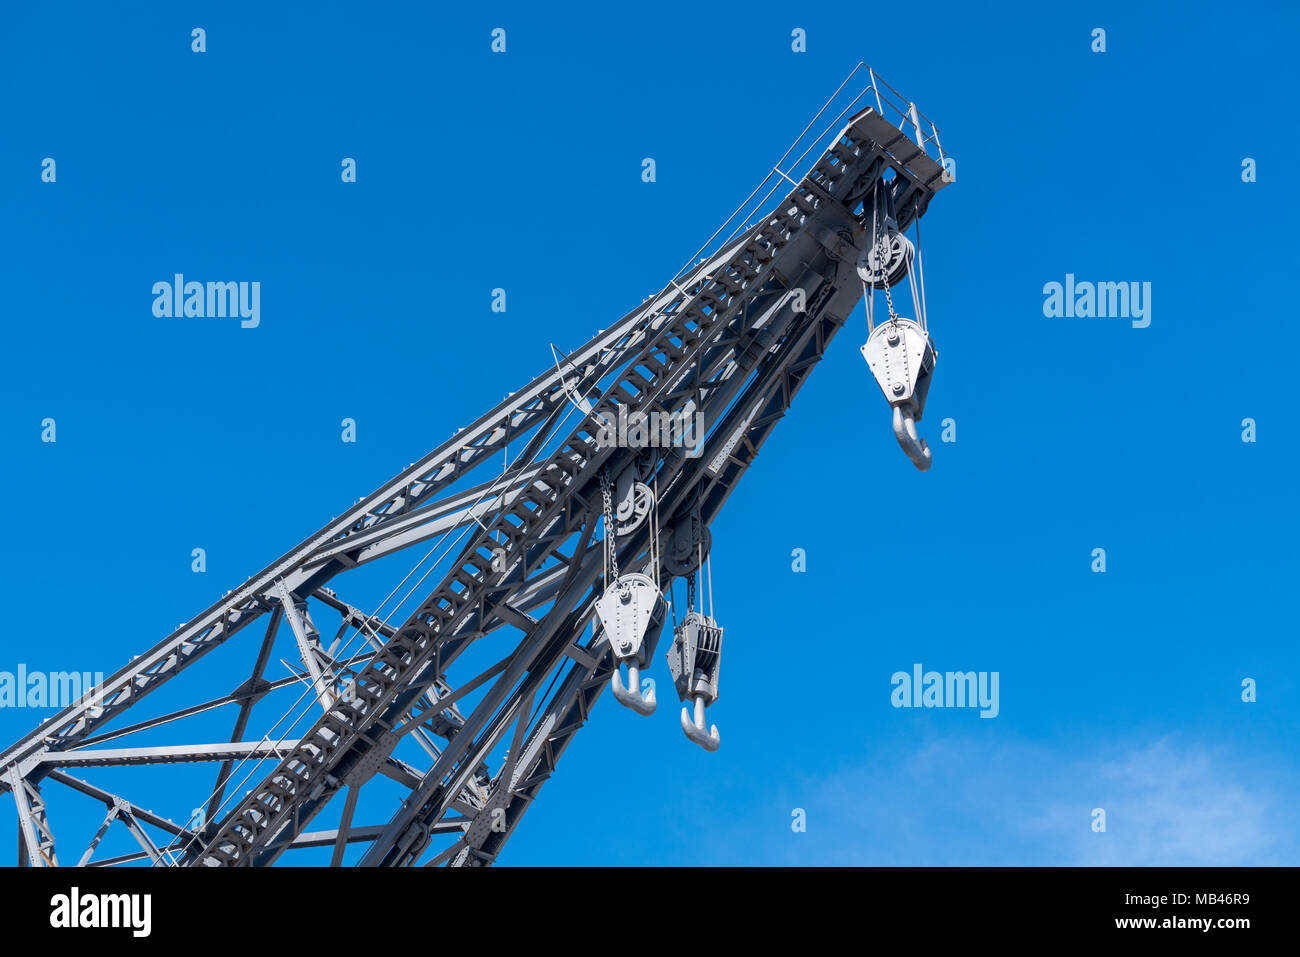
0 65 952 867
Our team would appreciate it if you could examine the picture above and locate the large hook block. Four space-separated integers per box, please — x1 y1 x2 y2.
861 318 936 471
595 573 667 715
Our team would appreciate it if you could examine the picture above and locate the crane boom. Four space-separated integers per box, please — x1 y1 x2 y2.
0 65 951 867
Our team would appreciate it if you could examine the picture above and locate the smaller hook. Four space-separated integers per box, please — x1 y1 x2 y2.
680 695 720 752
611 663 656 715
892 405 932 472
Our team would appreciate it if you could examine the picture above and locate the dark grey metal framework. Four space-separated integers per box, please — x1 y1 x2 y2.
0 65 951 867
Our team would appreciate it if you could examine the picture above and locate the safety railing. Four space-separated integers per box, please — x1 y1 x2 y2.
667 63 946 288
864 65 947 167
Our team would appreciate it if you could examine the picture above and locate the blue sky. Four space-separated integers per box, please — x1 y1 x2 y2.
2 0 1298 866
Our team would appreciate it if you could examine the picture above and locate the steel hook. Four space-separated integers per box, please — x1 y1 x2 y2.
680 695 720 752
892 405 932 472
611 662 656 715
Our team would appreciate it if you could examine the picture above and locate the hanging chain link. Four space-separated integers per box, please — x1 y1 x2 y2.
876 228 899 321
598 468 619 584
870 210 912 396
686 572 696 614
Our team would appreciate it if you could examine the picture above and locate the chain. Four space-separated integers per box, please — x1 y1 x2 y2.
876 229 899 321
686 572 696 614
598 468 619 584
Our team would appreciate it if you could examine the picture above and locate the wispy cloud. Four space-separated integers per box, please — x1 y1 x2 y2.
1026 738 1292 865
697 735 1300 865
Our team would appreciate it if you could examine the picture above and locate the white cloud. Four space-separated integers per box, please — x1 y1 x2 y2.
696 735 1300 865
1027 738 1291 865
